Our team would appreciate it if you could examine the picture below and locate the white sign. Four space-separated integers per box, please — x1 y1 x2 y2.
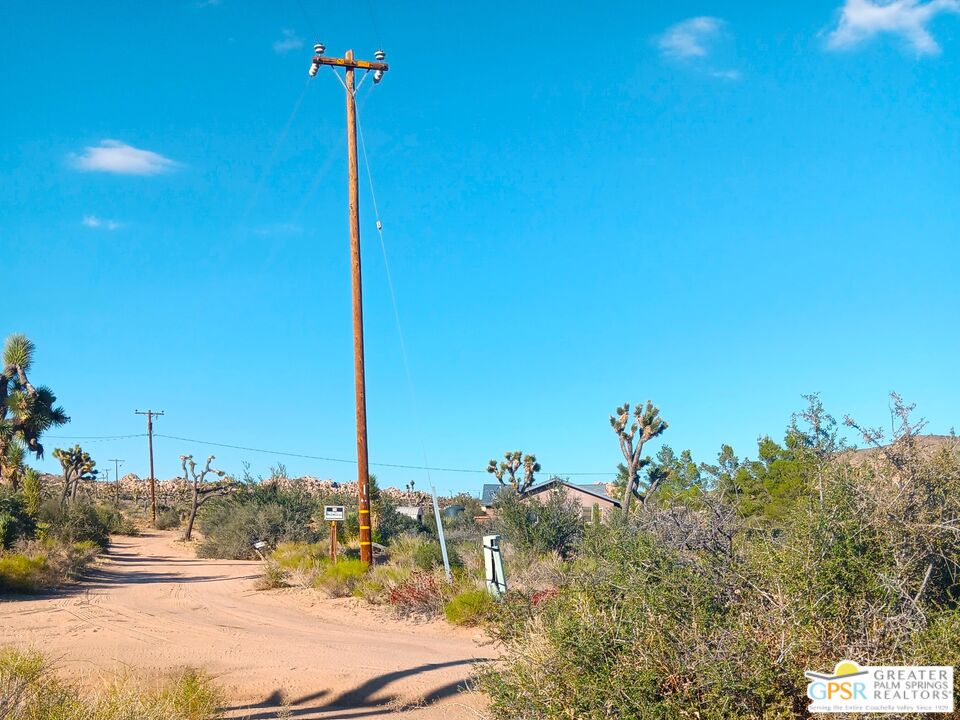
806 660 954 713
324 505 345 521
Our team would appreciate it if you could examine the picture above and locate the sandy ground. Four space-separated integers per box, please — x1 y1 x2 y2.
0 531 491 719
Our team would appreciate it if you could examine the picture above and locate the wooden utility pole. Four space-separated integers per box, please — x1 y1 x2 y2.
309 45 388 566
109 458 124 505
135 410 164 525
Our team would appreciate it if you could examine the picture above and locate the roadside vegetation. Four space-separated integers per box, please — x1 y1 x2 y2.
479 395 960 719
0 648 222 720
1 334 137 594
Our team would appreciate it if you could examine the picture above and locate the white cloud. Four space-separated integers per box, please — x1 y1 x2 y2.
658 17 740 79
71 140 180 175
659 16 726 59
273 29 303 54
827 0 960 54
82 215 121 231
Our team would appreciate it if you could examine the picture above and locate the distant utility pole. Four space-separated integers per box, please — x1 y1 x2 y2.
135 410 164 525
109 458 124 485
109 458 124 505
309 44 389 566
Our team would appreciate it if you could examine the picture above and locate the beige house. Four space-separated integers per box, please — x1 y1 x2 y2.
480 479 621 521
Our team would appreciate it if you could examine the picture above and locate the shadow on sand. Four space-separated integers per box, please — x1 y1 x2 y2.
224 658 489 719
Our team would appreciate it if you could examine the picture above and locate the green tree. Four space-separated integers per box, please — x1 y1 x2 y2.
0 334 69 486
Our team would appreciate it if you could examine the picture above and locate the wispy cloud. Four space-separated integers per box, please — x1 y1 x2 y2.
827 0 960 54
71 140 180 175
82 215 121 231
659 16 726 59
251 222 302 236
658 17 740 79
273 29 303 54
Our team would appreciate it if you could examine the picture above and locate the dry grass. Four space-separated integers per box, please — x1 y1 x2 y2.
0 648 224 720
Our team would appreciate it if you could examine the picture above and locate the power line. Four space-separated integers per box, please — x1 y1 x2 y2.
152 433 612 477
47 434 147 442
46 431 614 477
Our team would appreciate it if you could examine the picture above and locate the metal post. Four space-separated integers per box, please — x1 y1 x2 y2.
431 486 453 582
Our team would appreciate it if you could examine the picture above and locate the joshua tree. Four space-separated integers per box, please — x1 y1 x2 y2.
53 444 98 506
610 401 668 515
181 454 235 541
0 334 69 486
487 451 541 493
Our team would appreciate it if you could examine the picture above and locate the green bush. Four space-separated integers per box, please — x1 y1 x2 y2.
37 500 111 548
156 508 182 530
353 564 413 604
0 552 50 593
492 487 583 558
444 588 493 626
313 558 367 597
0 488 36 549
0 648 224 719
198 491 318 559
0 540 99 594
413 539 462 571
94 504 139 535
480 432 960 719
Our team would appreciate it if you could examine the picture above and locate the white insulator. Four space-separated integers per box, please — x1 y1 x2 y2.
314 42 326 55
309 63 319 77
374 49 386 61
373 69 384 84
376 220 383 231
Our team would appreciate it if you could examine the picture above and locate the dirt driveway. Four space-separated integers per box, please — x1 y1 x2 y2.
0 531 490 719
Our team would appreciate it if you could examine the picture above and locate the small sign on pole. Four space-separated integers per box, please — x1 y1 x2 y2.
323 505 345 521
324 506 345 563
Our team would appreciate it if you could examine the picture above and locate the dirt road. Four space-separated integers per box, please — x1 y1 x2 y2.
0 531 490 719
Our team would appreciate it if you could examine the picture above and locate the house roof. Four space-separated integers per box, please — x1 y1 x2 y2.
480 480 621 508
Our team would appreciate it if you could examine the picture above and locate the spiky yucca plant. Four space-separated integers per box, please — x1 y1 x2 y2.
0 334 69 486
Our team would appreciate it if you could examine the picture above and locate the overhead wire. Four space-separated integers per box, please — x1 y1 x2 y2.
239 76 314 229
41 432 612 477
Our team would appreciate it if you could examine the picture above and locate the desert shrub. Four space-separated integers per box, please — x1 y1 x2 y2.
375 494 421 543
412 539 462 571
384 533 431 566
197 496 316 559
492 487 584 558
444 588 493 626
94 505 138 536
0 489 37 549
0 648 224 719
255 560 288 590
269 542 326 587
0 553 50 593
37 500 111 548
353 564 413 604
0 540 99 594
313 558 367 597
155 508 181 530
387 570 449 617
480 421 960 719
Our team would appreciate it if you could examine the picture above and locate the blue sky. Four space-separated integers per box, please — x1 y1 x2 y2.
3 1 959 493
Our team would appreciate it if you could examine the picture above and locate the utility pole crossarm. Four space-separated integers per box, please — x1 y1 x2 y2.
311 56 388 71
